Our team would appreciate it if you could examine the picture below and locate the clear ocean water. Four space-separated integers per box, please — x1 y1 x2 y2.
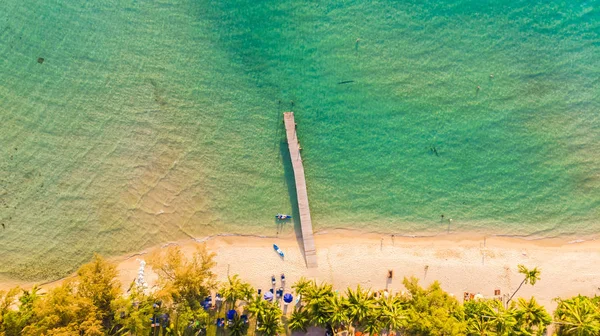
1 0 599 280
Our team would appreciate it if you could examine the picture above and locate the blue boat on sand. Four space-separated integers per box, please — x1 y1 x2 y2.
275 214 292 220
273 244 284 258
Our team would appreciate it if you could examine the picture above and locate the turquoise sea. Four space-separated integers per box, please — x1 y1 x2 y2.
1 0 599 280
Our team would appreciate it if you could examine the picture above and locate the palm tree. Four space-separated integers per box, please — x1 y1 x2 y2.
554 295 600 336
220 275 254 309
506 265 541 305
346 285 375 329
292 277 313 306
379 296 406 335
257 303 283 336
228 314 249 336
512 297 551 335
303 281 334 327
287 309 310 333
325 293 350 335
247 294 269 329
466 315 493 336
362 314 383 336
485 300 517 335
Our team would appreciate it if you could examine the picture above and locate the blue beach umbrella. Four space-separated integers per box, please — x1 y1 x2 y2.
202 300 211 310
283 293 293 303
226 310 237 320
263 291 274 301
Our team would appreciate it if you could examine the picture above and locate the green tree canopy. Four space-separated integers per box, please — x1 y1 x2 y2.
403 276 466 335
149 245 216 334
21 282 103 336
345 285 376 329
149 244 216 310
554 295 600 336
257 302 283 336
76 254 121 329
299 280 334 327
511 297 552 335
219 274 254 308
287 309 310 333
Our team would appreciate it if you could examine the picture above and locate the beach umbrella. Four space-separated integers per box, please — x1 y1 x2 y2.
263 291 274 301
283 293 293 303
202 301 210 310
227 309 237 320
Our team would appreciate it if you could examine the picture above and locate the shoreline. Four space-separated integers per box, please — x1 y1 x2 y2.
3 229 600 312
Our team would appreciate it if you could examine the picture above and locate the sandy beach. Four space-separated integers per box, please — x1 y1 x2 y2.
5 230 600 312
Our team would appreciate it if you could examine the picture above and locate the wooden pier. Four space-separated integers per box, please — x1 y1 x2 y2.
283 112 317 268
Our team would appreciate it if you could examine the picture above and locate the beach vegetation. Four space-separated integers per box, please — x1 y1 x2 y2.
483 299 517 335
247 294 270 326
463 297 551 336
0 286 33 336
110 285 156 335
465 299 516 335
0 256 589 336
378 295 407 334
402 276 466 335
227 314 249 336
150 245 217 309
76 254 121 330
21 281 104 336
291 276 312 305
298 280 334 327
256 302 284 336
506 265 541 305
362 316 383 336
511 296 552 334
553 295 600 336
220 274 255 309
287 309 310 332
149 245 216 334
323 292 349 334
346 284 375 329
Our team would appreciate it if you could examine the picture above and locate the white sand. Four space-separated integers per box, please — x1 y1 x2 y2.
5 230 600 312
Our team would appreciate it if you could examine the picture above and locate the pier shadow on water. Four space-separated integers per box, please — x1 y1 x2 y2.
279 140 306 264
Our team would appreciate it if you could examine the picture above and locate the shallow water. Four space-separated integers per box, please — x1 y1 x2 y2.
0 0 599 280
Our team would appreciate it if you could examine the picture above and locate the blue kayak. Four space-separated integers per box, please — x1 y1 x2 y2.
276 214 292 220
273 244 284 258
